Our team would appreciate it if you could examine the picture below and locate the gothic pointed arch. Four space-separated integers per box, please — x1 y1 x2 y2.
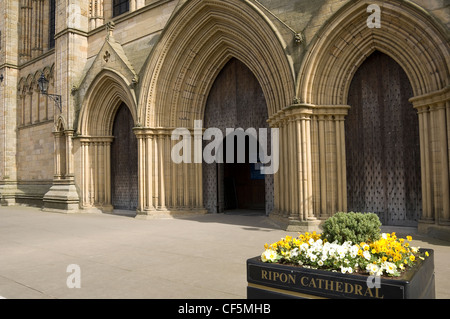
77 69 138 212
55 115 66 132
297 0 449 105
139 0 295 128
78 69 137 137
295 0 450 230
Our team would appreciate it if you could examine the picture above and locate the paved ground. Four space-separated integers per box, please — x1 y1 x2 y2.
0 206 449 299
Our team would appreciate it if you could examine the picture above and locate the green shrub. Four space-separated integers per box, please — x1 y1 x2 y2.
321 212 381 244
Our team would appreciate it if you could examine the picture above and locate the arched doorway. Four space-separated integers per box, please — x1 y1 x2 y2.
111 103 138 210
345 51 422 226
222 133 266 211
203 58 273 214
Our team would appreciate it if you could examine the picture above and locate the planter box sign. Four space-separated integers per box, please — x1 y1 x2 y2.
247 249 435 299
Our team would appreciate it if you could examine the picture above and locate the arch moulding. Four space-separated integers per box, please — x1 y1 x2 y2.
296 0 450 234
131 0 301 220
138 0 296 129
76 69 137 212
78 69 137 137
297 0 449 105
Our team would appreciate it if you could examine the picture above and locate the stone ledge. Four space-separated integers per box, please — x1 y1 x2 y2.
418 221 450 242
42 183 80 213
268 213 322 232
135 208 208 220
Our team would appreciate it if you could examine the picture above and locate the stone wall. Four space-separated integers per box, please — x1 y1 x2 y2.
17 122 54 181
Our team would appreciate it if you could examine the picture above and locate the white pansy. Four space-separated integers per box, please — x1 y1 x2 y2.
382 262 397 275
363 250 371 260
366 263 380 275
328 248 336 258
289 248 299 258
261 249 278 262
300 243 309 252
350 246 359 258
341 266 353 274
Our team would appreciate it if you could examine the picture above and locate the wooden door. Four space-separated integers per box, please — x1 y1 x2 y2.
345 51 421 226
111 104 138 210
203 58 267 212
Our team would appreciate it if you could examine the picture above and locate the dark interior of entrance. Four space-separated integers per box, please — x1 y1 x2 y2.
111 103 138 210
203 58 273 214
345 51 422 226
223 135 265 210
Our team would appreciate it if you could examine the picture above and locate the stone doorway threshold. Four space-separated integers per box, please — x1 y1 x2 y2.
104 208 268 218
223 209 266 216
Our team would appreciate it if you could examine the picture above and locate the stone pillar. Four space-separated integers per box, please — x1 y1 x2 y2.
411 87 450 238
417 105 434 225
0 0 20 205
53 130 64 179
89 0 104 30
0 67 20 205
43 129 81 212
267 103 349 231
135 127 207 219
42 1 90 212
76 136 113 212
268 103 320 231
436 102 450 224
130 0 145 12
310 106 349 219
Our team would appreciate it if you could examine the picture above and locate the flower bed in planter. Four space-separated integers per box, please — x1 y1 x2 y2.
247 231 435 299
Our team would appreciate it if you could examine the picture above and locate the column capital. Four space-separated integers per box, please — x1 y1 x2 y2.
411 86 450 109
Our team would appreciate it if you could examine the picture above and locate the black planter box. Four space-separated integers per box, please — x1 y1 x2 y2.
247 249 435 299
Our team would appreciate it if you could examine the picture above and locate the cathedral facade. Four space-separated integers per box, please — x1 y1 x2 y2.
0 0 449 238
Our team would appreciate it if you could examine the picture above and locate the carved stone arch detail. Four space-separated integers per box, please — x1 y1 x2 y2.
295 0 450 232
25 74 34 93
17 77 26 96
139 0 295 128
42 65 53 81
55 115 66 132
32 71 42 92
77 69 138 211
78 69 137 136
297 0 449 105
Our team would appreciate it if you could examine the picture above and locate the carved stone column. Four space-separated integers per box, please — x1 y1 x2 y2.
85 137 113 212
134 127 207 219
311 106 350 219
43 130 81 212
411 87 450 238
267 103 350 231
268 103 320 231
